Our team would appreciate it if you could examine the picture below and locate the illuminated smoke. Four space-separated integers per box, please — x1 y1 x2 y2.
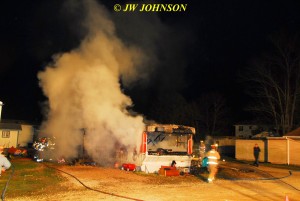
37 0 146 165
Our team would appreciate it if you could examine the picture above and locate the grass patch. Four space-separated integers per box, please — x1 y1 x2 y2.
0 158 69 199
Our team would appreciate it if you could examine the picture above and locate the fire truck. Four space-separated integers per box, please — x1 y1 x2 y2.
117 124 195 174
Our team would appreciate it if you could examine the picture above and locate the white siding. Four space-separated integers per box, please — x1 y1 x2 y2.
0 130 19 148
18 125 34 147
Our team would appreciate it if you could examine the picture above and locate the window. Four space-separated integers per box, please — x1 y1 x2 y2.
2 130 10 138
239 126 243 131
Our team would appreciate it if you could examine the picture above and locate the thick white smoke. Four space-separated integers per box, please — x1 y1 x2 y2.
38 0 146 165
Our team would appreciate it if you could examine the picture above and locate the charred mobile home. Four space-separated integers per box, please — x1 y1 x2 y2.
123 124 195 173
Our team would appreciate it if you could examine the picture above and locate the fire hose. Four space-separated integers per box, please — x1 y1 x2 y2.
43 163 144 201
1 164 15 201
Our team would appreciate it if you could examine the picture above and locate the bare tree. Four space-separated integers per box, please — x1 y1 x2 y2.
243 32 300 135
148 91 193 125
191 92 229 136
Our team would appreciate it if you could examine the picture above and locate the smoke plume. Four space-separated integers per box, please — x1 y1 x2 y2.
38 0 146 165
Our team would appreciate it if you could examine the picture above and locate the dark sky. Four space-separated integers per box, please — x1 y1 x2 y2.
1 0 300 123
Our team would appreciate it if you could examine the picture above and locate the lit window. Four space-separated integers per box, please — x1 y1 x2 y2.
2 131 10 138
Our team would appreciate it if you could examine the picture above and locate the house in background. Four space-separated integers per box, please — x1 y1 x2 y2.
0 122 22 148
234 124 276 139
0 121 38 148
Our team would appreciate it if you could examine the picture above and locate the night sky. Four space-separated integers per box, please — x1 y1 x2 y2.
1 0 300 124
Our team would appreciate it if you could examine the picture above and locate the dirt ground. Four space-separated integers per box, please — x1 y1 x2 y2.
10 160 300 201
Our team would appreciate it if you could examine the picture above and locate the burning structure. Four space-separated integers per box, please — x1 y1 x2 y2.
36 1 193 170
116 124 195 173
37 0 146 166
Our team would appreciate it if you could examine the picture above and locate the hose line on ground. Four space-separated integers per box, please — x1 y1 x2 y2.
43 163 144 201
1 164 15 201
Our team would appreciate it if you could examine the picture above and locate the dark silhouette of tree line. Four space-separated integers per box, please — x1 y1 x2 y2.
136 31 300 139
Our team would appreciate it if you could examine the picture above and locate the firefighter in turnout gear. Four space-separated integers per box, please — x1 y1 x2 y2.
206 144 220 183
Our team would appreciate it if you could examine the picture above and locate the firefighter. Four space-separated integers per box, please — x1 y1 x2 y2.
0 146 11 176
206 144 220 183
33 137 48 162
